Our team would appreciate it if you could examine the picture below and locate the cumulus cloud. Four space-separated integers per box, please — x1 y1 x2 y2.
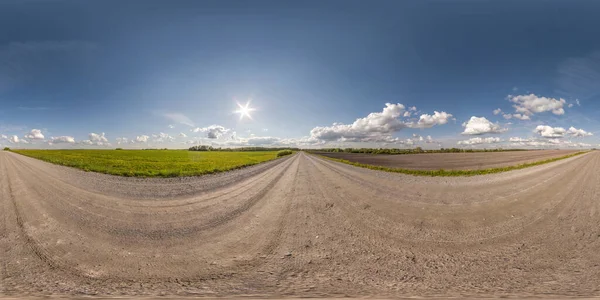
493 108 502 115
462 116 507 135
24 129 44 140
168 124 175 129
413 111 453 128
9 135 19 143
503 114 512 120
310 103 406 142
457 137 502 145
309 103 451 143
509 94 566 116
0 134 7 139
80 132 111 146
135 135 149 143
89 132 108 143
49 136 75 143
534 126 594 139
512 113 530 120
509 137 534 142
152 132 175 143
403 111 411 117
535 125 566 138
116 137 129 144
191 125 230 139
567 126 593 137
179 132 187 138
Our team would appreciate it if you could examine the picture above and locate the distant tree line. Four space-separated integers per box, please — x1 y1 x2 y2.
311 147 529 155
188 145 300 152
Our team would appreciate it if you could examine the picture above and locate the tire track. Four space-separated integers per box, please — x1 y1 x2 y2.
3 150 600 297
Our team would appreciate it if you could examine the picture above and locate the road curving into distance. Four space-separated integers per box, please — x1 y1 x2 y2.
1 150 600 297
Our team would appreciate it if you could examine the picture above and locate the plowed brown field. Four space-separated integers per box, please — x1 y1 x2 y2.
315 150 580 170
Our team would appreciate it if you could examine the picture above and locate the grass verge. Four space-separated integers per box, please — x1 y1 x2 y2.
11 149 289 177
313 151 589 177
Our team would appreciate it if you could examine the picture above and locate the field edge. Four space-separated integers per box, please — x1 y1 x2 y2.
8 150 295 178
311 151 589 177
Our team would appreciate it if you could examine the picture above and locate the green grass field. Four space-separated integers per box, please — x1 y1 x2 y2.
12 149 287 177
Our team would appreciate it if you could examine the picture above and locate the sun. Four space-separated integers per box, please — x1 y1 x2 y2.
234 101 256 120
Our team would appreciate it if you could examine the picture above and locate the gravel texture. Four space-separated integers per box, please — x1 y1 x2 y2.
1 150 599 298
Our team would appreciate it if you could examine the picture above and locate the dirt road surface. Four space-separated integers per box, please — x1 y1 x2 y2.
1 150 600 298
315 150 579 170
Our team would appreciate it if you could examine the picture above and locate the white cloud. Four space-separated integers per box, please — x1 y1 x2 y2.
309 103 451 143
89 132 108 143
509 137 534 142
152 132 175 143
413 111 453 128
168 124 175 129
568 103 574 108
403 111 411 117
493 108 502 115
462 116 507 135
503 114 512 119
49 136 75 143
509 94 566 116
179 132 187 138
24 129 44 140
576 99 581 106
535 125 566 138
9 135 19 143
567 126 593 137
163 113 194 127
310 103 406 142
84 132 110 146
191 125 230 139
409 106 417 111
534 126 592 139
457 137 502 145
135 135 149 143
512 113 530 120
1 134 7 139
425 135 435 143
116 137 129 144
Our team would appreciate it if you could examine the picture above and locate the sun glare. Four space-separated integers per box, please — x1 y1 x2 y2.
234 101 256 120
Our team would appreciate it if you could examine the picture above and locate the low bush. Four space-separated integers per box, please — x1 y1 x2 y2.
277 150 293 157
3 147 10 151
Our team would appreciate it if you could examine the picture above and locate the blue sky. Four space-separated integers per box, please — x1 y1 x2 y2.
1 0 600 149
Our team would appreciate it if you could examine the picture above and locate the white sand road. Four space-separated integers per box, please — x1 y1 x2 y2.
1 150 600 298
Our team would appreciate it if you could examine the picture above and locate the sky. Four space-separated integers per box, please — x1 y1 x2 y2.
1 0 600 149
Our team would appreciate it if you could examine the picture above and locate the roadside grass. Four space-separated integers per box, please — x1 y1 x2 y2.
313 151 588 177
11 149 286 177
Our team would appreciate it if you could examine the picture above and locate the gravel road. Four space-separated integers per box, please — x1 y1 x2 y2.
1 150 600 298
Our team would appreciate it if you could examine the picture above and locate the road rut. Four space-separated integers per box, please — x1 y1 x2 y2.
1 151 600 297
